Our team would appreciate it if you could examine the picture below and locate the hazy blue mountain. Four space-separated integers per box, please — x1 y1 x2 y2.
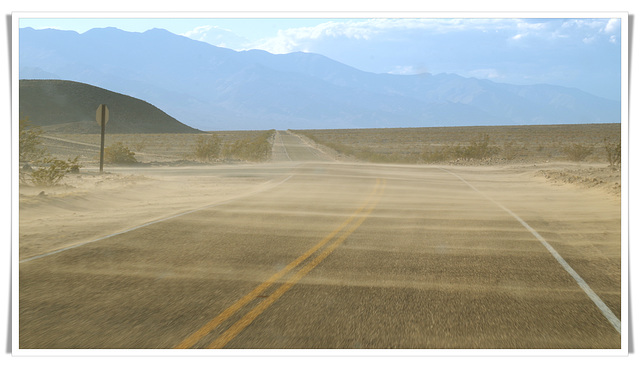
19 27 621 131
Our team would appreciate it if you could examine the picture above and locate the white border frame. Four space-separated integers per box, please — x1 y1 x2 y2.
10 11 630 357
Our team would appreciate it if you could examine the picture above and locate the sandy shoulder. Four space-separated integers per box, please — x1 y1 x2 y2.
18 165 277 261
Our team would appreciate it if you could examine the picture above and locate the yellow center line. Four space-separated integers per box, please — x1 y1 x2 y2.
208 179 386 349
174 178 384 349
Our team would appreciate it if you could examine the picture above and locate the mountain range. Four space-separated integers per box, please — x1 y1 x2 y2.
19 27 621 131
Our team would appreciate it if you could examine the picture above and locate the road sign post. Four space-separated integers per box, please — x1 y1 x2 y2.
96 104 109 173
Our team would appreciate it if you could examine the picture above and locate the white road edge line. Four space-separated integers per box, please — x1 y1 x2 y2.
440 168 621 334
20 174 295 264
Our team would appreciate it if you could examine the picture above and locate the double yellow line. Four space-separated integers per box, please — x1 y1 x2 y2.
175 178 386 349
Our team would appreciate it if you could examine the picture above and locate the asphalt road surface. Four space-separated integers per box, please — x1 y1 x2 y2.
19 131 621 349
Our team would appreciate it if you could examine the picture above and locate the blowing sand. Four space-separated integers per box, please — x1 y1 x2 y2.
18 160 620 261
18 164 298 260
19 160 623 349
17 129 623 349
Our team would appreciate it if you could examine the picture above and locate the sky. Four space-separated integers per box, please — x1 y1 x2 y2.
18 16 623 101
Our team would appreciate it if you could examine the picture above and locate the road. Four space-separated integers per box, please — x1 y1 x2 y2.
271 130 334 162
19 131 622 349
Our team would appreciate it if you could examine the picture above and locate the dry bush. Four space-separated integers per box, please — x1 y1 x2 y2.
421 146 450 163
104 142 137 163
297 124 619 165
449 134 499 161
19 118 81 185
223 130 274 162
297 131 418 163
131 135 149 151
563 143 593 162
604 139 621 167
30 157 81 186
300 131 502 164
501 141 526 160
354 148 387 162
421 136 501 163
19 117 46 162
194 134 221 161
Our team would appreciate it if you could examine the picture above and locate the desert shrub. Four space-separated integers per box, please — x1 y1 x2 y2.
604 139 621 167
104 142 137 163
131 136 149 151
449 134 499 161
421 146 450 163
357 148 388 163
194 134 221 161
464 134 499 159
298 131 415 163
19 117 46 162
391 152 421 164
325 142 356 157
30 157 81 186
501 141 525 160
223 130 274 162
563 143 593 162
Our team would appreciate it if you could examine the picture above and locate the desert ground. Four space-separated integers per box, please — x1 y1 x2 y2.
18 125 622 349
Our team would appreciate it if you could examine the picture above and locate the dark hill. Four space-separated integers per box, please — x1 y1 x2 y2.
19 79 201 133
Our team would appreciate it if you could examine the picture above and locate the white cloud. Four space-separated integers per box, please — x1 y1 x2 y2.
251 21 362 54
252 17 623 55
604 18 621 33
561 19 606 30
467 68 504 80
550 30 570 40
181 25 250 50
255 29 303 54
182 25 214 40
252 18 529 54
538 18 622 46
516 21 547 31
388 65 430 75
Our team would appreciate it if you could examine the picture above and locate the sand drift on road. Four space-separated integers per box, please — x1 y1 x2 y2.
18 128 622 350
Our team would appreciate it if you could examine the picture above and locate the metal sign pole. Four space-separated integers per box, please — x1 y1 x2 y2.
96 104 109 173
99 111 105 173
